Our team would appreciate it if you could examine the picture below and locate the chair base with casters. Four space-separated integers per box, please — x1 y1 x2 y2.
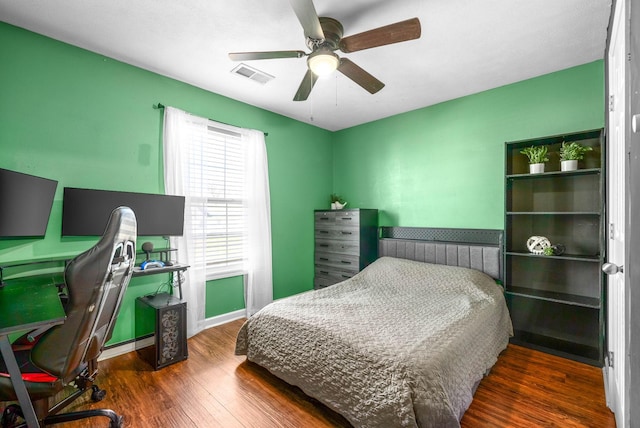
1 363 123 427
0 352 123 428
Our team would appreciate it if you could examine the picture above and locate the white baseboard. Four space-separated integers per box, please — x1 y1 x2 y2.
201 308 246 330
99 336 154 361
603 364 622 425
99 309 246 361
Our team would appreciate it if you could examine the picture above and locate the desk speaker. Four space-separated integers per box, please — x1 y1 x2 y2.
135 293 188 370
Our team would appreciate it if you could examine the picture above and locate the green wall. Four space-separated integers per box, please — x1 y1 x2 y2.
0 22 606 346
0 22 333 344
333 61 605 228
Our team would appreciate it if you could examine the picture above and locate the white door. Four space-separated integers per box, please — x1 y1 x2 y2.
605 0 627 425
628 0 640 421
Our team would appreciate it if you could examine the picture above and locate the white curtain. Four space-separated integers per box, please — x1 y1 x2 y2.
163 107 208 336
163 106 272 336
241 128 273 316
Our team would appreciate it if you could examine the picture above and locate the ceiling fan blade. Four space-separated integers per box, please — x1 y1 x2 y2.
293 69 319 101
288 0 325 40
229 51 306 61
337 58 385 94
339 17 421 53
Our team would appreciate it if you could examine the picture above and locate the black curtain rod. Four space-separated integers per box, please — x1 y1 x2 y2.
154 103 268 137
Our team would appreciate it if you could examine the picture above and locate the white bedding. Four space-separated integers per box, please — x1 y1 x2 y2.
236 256 513 427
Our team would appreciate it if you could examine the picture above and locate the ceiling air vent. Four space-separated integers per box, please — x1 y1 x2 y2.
231 63 274 85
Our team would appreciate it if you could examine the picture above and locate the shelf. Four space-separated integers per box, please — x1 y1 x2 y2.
510 332 601 365
0 255 74 269
506 214 601 256
506 211 600 216
137 248 177 256
505 251 600 262
0 256 72 286
506 287 600 308
506 168 601 180
506 173 602 213
132 263 189 277
506 295 601 352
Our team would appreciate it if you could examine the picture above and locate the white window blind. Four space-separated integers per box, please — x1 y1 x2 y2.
186 123 247 277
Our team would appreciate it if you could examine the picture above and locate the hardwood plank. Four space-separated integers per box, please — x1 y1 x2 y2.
1 319 615 427
461 344 616 428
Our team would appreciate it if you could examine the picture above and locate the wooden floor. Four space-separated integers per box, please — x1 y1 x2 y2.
5 318 615 427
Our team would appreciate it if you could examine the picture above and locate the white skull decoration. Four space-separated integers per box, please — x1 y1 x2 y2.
526 236 551 255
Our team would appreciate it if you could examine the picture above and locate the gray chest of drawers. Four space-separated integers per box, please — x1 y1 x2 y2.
314 208 378 289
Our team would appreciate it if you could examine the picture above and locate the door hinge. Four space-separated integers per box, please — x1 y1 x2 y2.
609 94 615 112
609 223 615 240
608 351 615 368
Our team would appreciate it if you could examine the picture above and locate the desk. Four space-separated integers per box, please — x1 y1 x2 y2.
0 277 66 428
0 256 70 287
132 263 189 300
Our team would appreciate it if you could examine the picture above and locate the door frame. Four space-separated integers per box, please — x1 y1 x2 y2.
626 0 639 424
604 0 627 422
606 0 639 426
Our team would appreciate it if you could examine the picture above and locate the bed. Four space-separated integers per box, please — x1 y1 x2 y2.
235 227 513 428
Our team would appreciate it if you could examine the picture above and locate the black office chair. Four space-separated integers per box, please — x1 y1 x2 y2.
0 206 137 427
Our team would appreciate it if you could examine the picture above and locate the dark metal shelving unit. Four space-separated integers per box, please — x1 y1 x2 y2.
504 128 605 366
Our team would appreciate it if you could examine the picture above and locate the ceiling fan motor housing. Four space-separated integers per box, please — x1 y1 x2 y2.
307 17 344 51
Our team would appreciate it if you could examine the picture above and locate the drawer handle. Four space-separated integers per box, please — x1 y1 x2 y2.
319 217 329 221
340 217 352 220
319 244 329 247
320 271 329 274
341 231 353 235
340 261 352 264
341 275 350 278
320 257 329 261
319 230 329 234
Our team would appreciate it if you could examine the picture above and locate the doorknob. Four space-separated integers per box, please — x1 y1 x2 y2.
602 262 624 275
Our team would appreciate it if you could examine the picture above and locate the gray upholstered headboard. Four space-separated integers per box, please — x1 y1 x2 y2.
378 227 504 281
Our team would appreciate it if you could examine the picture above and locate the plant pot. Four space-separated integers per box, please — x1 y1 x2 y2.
561 160 578 171
334 201 347 209
529 163 545 174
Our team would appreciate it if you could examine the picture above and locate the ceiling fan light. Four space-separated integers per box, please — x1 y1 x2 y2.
308 51 339 77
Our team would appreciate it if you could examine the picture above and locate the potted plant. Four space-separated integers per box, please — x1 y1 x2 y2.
520 145 549 174
559 141 593 171
330 194 347 210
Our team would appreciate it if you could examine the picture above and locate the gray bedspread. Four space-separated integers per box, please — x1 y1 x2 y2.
235 256 513 427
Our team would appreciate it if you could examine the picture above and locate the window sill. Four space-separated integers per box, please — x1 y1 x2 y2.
206 269 246 282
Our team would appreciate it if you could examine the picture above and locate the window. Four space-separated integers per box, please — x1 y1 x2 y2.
186 123 247 278
164 105 272 320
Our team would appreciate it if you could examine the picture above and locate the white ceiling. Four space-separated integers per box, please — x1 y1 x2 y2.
0 0 612 131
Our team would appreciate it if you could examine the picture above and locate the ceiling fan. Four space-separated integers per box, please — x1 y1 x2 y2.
228 0 421 101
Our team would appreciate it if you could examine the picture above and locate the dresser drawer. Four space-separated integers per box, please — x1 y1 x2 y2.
315 239 360 255
314 267 355 282
314 227 359 241
315 210 361 226
315 211 336 224
315 252 359 271
314 275 341 289
334 211 360 226
314 268 354 289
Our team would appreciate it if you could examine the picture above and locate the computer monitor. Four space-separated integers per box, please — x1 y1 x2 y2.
0 168 58 238
62 187 185 236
